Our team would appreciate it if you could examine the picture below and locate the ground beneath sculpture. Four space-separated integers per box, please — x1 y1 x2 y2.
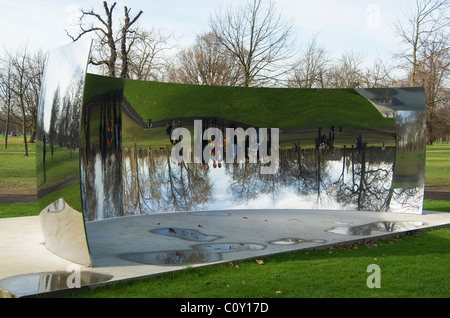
1 208 449 297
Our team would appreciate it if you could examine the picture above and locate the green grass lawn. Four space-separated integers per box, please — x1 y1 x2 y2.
0 136 36 195
63 227 449 298
425 142 450 190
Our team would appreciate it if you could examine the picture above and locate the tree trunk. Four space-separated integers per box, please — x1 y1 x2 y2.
4 97 10 150
19 94 28 156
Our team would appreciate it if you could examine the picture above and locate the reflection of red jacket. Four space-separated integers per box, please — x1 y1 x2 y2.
209 140 223 158
107 120 113 149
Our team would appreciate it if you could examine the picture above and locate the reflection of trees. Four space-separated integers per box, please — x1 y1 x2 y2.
389 187 424 214
57 71 84 150
334 144 396 211
122 149 213 214
225 162 261 203
163 152 212 211
47 68 85 154
48 86 60 156
223 145 396 211
122 142 398 214
395 110 426 152
123 147 164 214
80 91 123 221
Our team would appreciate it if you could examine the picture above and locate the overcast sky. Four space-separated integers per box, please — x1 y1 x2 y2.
0 0 416 66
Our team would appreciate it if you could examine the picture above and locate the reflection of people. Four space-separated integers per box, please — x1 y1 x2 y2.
356 134 363 152
326 126 335 153
315 128 326 151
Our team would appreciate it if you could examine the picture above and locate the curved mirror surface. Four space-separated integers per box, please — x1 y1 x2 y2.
80 76 426 222
36 40 91 209
36 41 92 266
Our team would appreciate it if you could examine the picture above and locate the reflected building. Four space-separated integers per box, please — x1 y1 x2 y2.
36 42 427 266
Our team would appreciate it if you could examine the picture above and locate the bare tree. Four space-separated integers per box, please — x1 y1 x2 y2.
6 49 31 155
128 28 176 81
288 36 329 88
326 52 367 88
419 33 450 143
0 48 45 152
394 0 450 143
67 1 142 78
210 0 296 87
119 5 143 78
394 0 449 86
167 32 243 86
23 50 45 143
0 59 13 149
361 58 398 88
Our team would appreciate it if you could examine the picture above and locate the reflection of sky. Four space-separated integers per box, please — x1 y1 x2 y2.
206 160 345 211
124 156 395 213
40 40 91 133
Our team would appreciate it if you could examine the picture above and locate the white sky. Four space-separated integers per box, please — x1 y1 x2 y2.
0 0 417 66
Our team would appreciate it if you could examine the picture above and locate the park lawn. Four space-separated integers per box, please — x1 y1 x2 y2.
64 227 449 298
425 142 450 190
0 136 36 153
0 149 37 195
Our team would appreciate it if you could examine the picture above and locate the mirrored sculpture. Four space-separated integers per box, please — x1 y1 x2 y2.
36 42 427 266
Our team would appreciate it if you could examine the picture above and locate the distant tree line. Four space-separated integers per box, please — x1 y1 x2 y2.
1 0 449 154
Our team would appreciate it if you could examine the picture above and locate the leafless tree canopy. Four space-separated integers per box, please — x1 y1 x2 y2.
394 0 450 143
1 0 450 147
127 28 176 82
0 48 45 153
167 32 243 86
394 0 450 86
288 36 329 88
210 0 296 87
66 1 142 78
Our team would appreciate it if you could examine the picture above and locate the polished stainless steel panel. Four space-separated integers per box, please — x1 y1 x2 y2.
79 77 426 221
36 40 92 265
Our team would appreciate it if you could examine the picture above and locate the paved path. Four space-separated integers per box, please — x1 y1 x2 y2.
424 190 450 201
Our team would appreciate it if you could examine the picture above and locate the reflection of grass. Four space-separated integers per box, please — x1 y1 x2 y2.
122 115 172 149
123 79 395 130
84 74 396 130
395 150 426 174
36 145 80 190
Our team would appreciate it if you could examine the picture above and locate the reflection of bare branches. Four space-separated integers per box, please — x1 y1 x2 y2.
390 187 424 214
123 148 213 213
334 145 395 211
226 162 261 203
120 144 419 214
